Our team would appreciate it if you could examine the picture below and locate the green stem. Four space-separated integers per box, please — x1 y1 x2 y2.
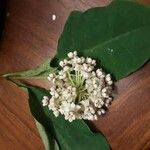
67 72 75 86
12 76 47 79
1 75 48 79
79 87 87 92
75 71 79 87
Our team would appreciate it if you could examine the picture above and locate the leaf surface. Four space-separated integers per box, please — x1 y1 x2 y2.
51 1 150 80
27 86 110 150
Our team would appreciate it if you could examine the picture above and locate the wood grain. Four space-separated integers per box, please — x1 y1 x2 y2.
0 0 149 150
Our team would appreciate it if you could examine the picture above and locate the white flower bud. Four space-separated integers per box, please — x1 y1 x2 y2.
59 61 64 67
83 72 89 79
86 57 92 64
54 92 59 98
108 97 113 102
83 63 88 71
101 109 106 114
53 111 59 117
100 101 104 105
77 57 82 63
68 52 74 58
47 76 51 81
101 74 105 78
108 81 113 85
96 69 103 77
106 74 111 82
47 73 54 81
97 110 102 115
59 71 63 75
81 57 85 63
93 84 98 88
50 91 55 95
102 92 108 98
91 59 96 65
63 59 68 64
73 51 77 56
102 88 107 93
42 98 49 106
49 73 54 78
93 90 98 95
87 67 93 72
52 78 56 83
94 115 98 120
50 87 55 92
105 103 109 107
89 107 95 114
88 115 94 121
91 71 96 76
63 66 70 71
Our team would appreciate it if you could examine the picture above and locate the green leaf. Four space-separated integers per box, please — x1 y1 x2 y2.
4 80 59 150
27 86 110 150
35 120 60 150
1 58 57 79
51 0 150 80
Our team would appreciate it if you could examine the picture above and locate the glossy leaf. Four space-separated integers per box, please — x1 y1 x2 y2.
5 80 59 150
51 0 150 80
27 86 110 150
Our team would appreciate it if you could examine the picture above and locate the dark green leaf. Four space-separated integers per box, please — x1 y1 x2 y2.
51 0 150 80
27 86 110 150
5 80 59 150
35 120 60 150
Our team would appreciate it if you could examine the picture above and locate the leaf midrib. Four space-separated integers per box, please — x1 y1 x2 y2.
83 25 150 53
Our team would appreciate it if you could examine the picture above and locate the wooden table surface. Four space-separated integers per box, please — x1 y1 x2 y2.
0 0 150 150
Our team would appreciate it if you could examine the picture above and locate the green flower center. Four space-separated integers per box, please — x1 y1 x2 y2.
67 71 88 103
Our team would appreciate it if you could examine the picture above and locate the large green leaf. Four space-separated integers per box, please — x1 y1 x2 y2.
1 57 59 150
5 81 59 150
35 120 60 150
27 86 110 150
51 0 150 80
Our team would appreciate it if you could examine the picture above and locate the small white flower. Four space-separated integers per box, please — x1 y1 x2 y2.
81 57 85 63
83 72 90 79
42 51 113 122
73 51 77 56
53 111 59 117
102 88 107 93
87 66 93 72
59 61 64 67
47 73 54 81
94 115 98 120
63 59 68 64
42 96 49 106
83 63 88 71
92 60 96 65
68 52 74 58
101 109 106 114
96 69 103 77
63 66 70 72
106 74 111 82
86 57 92 64
97 110 102 115
108 81 113 85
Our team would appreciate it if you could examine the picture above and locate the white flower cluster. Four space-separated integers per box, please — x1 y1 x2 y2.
42 51 113 122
